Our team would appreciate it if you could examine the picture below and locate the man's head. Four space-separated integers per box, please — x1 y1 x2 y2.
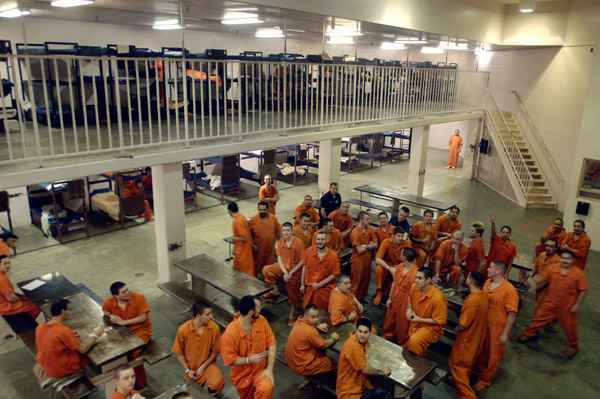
315 231 328 250
487 262 507 278
573 219 585 234
448 206 460 220
355 318 372 344
336 274 352 293
451 230 464 245
192 303 213 326
415 267 433 290
402 247 417 264
423 209 434 224
357 211 370 227
302 304 320 326
281 222 293 238
227 202 239 216
300 213 311 228
257 201 269 217
470 223 484 239
397 206 410 221
1 232 18 249
378 212 388 226
454 129 461 136
238 295 260 319
500 225 512 240
340 202 350 214
329 182 338 194
0 255 10 273
544 238 558 255
553 218 564 231
264 175 273 185
392 226 406 244
50 298 70 319
303 195 313 208
467 271 485 290
110 281 131 302
114 366 136 394
559 250 574 269
321 218 333 232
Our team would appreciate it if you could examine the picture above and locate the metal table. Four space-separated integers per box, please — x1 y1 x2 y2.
354 184 455 215
223 236 234 262
17 272 80 304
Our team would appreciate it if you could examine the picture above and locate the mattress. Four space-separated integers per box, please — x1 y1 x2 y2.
91 192 120 221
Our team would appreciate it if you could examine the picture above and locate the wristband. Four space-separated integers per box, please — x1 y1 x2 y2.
185 368 191 374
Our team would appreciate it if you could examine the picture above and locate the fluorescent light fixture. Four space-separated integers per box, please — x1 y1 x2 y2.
221 11 263 25
255 27 284 38
421 46 445 54
327 36 354 45
519 0 535 13
153 19 184 30
51 0 94 7
395 37 429 45
0 7 29 17
325 25 362 37
440 42 469 51
380 42 406 50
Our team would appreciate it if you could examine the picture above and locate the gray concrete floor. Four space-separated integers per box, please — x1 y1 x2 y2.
2 149 598 399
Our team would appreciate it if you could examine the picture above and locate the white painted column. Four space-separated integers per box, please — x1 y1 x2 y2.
318 138 342 194
463 118 484 180
153 163 187 284
408 125 430 196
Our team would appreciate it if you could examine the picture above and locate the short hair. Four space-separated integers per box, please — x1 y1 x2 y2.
393 226 405 235
304 194 313 200
257 200 268 208
357 211 368 220
472 224 485 236
300 212 311 220
0 254 7 262
114 365 134 380
491 262 507 273
356 317 372 331
400 206 410 214
316 231 328 238
468 271 486 288
501 225 512 233
449 205 460 213
110 281 126 296
403 247 417 262
227 202 239 213
171 392 192 399
419 267 433 279
282 221 293 229
554 217 564 224
378 211 387 218
336 274 351 285
303 303 319 314
191 303 210 317
50 298 69 316
330 182 338 187
574 219 586 229
0 232 18 240
423 209 434 217
238 295 256 316
544 238 558 247
559 249 575 258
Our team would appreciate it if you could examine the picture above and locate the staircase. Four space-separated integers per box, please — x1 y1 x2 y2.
486 109 557 209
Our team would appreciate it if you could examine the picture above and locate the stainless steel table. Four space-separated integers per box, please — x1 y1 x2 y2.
354 184 455 215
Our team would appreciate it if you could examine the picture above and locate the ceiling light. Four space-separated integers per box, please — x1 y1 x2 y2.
440 42 470 51
421 46 445 54
326 25 362 37
0 1 30 18
51 0 94 7
380 42 406 50
327 36 354 45
255 27 284 38
221 11 263 25
153 19 184 30
519 0 536 13
395 37 428 45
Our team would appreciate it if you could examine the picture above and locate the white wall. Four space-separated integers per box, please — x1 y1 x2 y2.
501 1 568 45
428 121 471 150
0 187 30 229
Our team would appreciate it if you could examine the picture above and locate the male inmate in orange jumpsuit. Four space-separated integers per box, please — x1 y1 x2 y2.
404 267 448 356
295 195 320 226
534 218 566 256
0 256 40 319
374 227 412 305
473 262 518 392
285 304 339 377
518 251 587 359
560 219 591 270
302 232 341 310
382 248 419 344
293 213 315 249
410 209 437 265
434 231 468 287
329 275 364 326
433 206 462 254
249 201 281 273
465 223 486 276
329 202 353 248
109 367 141 399
228 202 256 277
375 212 395 244
0 232 17 257
487 220 517 274
449 271 489 399
447 129 463 169
172 304 225 394
258 175 279 215
312 218 343 252
532 239 561 315
121 180 153 222
221 296 276 399
350 212 378 301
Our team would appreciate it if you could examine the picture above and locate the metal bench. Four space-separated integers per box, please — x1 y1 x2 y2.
347 198 393 214
143 337 173 365
34 365 95 399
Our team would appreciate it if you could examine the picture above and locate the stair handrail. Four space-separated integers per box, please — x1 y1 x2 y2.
512 90 565 188
485 92 534 197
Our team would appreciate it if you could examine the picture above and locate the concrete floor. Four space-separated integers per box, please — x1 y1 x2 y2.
2 149 598 399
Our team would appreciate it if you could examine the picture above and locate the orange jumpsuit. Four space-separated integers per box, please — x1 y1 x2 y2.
382 264 418 343
294 204 320 225
475 279 518 389
329 209 353 247
336 334 372 399
350 226 377 301
375 224 395 244
448 134 463 168
487 230 517 268
122 182 153 222
434 214 462 237
221 315 275 399
249 214 281 273
410 221 437 265
293 225 315 249
109 391 138 399
532 252 560 315
375 237 411 299
262 237 305 308
35 322 83 378
312 228 342 252
171 319 225 392
328 288 362 326
434 240 468 286
521 265 587 351
449 292 489 399
0 240 13 257
534 225 566 256
0 271 40 318
232 213 256 277
405 285 448 356
303 246 341 310
284 319 334 376
465 238 485 274
258 184 278 214
560 232 591 270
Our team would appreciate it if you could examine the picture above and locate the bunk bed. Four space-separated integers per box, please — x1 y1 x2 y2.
87 171 146 226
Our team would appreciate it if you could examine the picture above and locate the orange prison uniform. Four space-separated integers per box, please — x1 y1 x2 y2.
329 209 354 247
465 238 486 274
295 204 320 225
312 227 343 252
534 225 566 256
328 288 361 326
258 184 278 214
435 240 468 286
521 265 587 351
122 182 153 222
336 334 372 399
172 319 224 392
232 213 256 277
285 319 334 376
532 252 560 315
410 221 437 264
350 226 377 301
405 285 448 356
434 214 462 237
109 390 138 399
303 246 341 310
0 271 40 318
0 240 12 257
249 214 281 272
449 291 489 399
560 232 591 270
448 134 463 168
487 232 517 270
221 315 275 399
375 237 411 299
262 237 304 308
382 264 418 344
35 322 83 378
475 279 518 389
102 293 152 343
293 225 315 249
375 224 395 244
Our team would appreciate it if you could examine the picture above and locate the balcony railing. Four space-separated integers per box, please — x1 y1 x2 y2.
0 54 489 165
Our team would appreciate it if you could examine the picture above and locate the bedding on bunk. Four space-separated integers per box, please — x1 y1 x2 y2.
91 191 120 221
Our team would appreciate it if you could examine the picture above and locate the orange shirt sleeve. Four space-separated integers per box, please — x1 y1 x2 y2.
376 239 389 259
350 228 361 247
220 326 239 366
504 286 519 314
0 274 14 299
345 340 367 371
306 327 328 349
258 186 267 200
171 325 187 356
133 293 150 315
331 253 341 276
263 319 276 348
60 326 81 351
432 294 448 325
329 293 346 326
576 272 588 292
458 297 477 329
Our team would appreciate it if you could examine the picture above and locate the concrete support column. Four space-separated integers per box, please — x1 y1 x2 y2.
153 162 187 284
408 125 430 196
318 138 341 194
463 118 484 180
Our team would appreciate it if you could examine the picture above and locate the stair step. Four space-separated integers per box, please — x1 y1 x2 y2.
528 187 549 194
526 202 558 209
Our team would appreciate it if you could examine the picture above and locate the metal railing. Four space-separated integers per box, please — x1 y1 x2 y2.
0 53 489 165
